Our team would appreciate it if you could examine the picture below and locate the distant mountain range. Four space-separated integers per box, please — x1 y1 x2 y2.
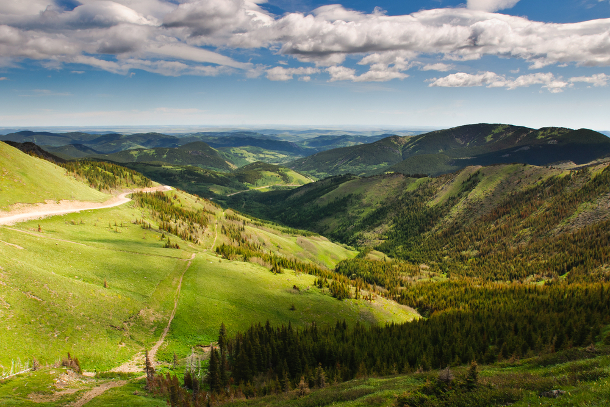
288 124 610 178
4 124 609 181
0 130 390 167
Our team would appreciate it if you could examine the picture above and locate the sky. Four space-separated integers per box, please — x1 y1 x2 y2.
1 0 610 130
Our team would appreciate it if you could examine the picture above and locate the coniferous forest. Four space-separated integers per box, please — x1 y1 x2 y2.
139 161 610 406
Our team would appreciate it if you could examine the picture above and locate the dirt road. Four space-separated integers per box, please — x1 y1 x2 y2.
225 184 302 196
0 185 171 226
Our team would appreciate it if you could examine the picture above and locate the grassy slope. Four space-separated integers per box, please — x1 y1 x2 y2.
0 142 108 210
162 251 415 360
0 185 413 378
230 161 610 252
124 162 311 199
0 205 191 371
90 142 235 172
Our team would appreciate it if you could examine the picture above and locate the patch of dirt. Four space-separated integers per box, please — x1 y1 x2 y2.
55 370 83 388
68 380 127 407
0 240 24 249
110 352 144 374
138 307 162 325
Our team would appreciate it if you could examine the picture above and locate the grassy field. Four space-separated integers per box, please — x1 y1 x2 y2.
0 185 414 383
0 142 109 210
159 251 417 361
0 205 190 371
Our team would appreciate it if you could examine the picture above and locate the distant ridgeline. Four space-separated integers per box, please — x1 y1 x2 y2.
231 162 610 283
287 124 610 178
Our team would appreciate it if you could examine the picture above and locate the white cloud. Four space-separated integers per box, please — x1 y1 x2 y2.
0 76 7 80
429 71 569 92
429 71 502 87
327 65 408 82
266 66 319 81
467 0 520 12
422 63 454 72
327 66 357 81
0 0 609 81
569 73 609 87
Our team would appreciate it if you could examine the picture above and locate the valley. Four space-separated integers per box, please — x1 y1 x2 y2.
1 124 610 407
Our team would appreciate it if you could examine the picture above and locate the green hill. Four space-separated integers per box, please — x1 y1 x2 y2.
288 124 610 177
0 141 109 210
288 136 408 178
230 160 610 281
90 142 235 172
124 161 312 199
0 176 412 376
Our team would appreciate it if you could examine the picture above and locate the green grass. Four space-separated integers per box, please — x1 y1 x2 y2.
0 206 190 371
85 379 165 407
0 142 108 210
0 185 407 375
219 146 302 166
158 251 417 361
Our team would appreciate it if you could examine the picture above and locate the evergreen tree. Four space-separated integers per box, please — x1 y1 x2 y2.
145 349 155 390
207 348 220 393
466 360 478 389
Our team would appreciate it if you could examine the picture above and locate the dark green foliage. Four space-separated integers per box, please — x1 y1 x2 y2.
289 124 610 178
224 280 608 389
133 191 211 244
61 160 152 191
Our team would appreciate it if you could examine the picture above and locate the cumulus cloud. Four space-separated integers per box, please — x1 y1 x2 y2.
429 71 569 93
266 66 319 81
327 64 408 82
569 73 609 87
0 76 7 80
422 63 454 72
467 0 520 12
0 0 610 82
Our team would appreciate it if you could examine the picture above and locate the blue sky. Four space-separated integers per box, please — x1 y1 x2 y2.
1 0 609 130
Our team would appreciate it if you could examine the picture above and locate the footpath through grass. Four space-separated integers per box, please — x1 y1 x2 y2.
159 252 417 361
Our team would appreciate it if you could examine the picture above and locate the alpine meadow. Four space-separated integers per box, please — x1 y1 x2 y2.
2 0 610 406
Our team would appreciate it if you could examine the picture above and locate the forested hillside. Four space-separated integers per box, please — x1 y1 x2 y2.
232 161 610 283
288 124 610 177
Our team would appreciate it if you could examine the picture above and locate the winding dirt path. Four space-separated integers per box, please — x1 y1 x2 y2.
148 252 196 367
68 380 127 407
0 185 171 226
225 184 302 196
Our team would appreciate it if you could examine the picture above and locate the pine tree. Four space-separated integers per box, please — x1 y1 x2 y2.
466 360 478 389
207 348 220 393
145 349 155 390
218 323 227 354
315 363 326 388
